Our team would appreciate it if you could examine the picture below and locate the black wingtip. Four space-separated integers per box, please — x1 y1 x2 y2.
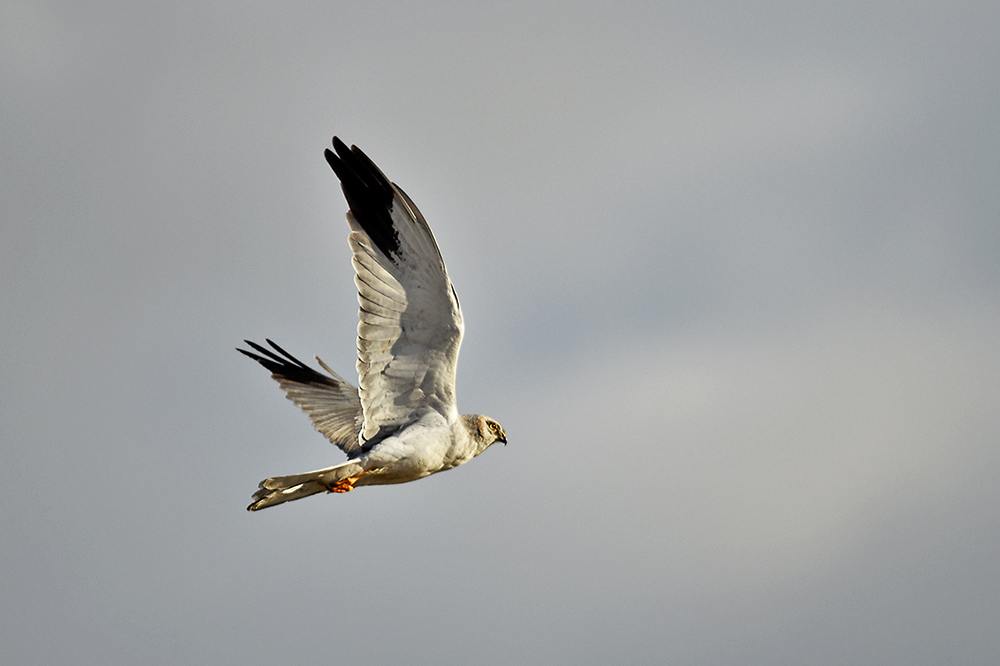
324 137 401 261
238 338 340 387
332 135 349 156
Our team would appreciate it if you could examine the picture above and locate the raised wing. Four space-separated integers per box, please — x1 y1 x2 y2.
238 339 364 456
325 138 464 447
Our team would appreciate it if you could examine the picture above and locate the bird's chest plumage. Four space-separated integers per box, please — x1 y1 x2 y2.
361 410 472 483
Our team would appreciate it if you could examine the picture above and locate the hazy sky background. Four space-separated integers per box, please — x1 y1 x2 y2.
3 2 999 664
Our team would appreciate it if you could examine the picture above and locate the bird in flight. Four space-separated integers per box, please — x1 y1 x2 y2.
239 138 506 511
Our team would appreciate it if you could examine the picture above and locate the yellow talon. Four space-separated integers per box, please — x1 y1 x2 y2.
328 472 365 493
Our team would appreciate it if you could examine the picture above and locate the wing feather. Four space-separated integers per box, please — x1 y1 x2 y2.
324 138 463 446
237 339 364 456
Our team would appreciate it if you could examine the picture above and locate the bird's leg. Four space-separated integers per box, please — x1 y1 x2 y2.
327 471 366 493
328 477 357 493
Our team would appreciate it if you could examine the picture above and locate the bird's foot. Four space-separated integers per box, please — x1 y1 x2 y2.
327 474 362 493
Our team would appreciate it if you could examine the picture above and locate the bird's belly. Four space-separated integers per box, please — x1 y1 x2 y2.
354 410 479 486
359 451 447 485
358 433 452 485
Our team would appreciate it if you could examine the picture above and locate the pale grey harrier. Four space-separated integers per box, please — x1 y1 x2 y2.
240 138 506 511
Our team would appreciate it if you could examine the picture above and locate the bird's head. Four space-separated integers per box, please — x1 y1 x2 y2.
476 415 507 447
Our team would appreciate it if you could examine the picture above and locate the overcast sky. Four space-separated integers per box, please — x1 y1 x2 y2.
2 2 999 664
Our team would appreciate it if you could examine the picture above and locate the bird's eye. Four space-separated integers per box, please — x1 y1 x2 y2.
489 422 498 431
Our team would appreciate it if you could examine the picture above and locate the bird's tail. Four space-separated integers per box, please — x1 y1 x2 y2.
247 460 364 511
